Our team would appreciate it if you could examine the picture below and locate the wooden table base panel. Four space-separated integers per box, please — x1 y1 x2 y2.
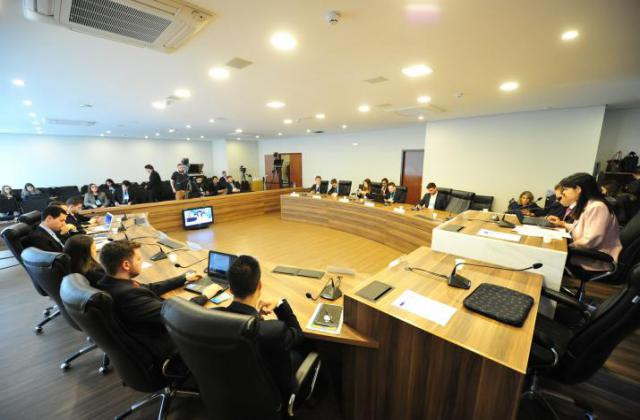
342 297 523 420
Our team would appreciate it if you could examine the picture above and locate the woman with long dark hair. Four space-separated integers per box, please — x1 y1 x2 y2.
547 172 622 270
357 178 373 199
64 234 105 286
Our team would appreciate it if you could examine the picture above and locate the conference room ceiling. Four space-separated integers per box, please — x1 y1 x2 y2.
0 0 638 141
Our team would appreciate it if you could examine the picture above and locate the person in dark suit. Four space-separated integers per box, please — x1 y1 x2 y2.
209 176 223 196
508 191 544 216
418 182 447 210
104 179 117 203
217 255 306 400
385 182 402 203
379 178 389 198
544 184 568 219
145 164 163 202
28 205 68 252
190 176 210 198
96 240 222 370
310 176 323 194
327 178 338 195
225 175 241 194
64 196 93 234
113 180 134 206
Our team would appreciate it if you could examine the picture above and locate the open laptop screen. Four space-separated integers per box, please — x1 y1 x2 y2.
208 251 237 278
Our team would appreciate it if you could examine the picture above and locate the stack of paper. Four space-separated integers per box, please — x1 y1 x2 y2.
392 290 457 326
513 225 570 240
476 228 522 242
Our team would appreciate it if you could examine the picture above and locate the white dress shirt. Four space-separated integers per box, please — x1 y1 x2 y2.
427 192 438 209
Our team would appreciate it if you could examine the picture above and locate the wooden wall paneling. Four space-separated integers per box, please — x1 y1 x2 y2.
401 149 424 205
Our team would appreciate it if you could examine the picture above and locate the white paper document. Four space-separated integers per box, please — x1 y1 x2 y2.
392 290 457 326
312 195 322 200
476 228 521 242
142 261 153 270
513 225 571 240
393 207 406 214
364 201 375 207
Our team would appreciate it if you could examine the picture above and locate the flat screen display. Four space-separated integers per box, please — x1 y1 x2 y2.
208 251 237 278
182 206 213 229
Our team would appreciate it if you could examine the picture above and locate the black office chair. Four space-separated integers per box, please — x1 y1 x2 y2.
445 190 474 213
319 180 329 194
370 182 382 194
162 298 322 419
60 274 199 419
563 210 640 302
21 247 109 373
521 263 640 419
338 180 352 196
18 210 41 229
1 222 60 332
20 194 50 213
470 194 494 211
394 186 408 203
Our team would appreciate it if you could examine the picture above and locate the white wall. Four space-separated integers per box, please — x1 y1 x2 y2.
225 140 259 180
595 107 640 167
423 106 606 211
210 139 228 176
258 125 426 188
0 134 215 188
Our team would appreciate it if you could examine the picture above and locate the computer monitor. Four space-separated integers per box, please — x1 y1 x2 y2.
104 212 113 229
207 251 238 281
188 163 204 174
182 206 213 230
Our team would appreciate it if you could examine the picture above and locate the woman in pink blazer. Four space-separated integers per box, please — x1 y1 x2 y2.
548 173 622 271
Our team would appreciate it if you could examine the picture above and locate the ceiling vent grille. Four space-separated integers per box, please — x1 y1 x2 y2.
386 104 446 117
23 0 214 53
46 118 96 126
225 57 253 69
364 76 388 84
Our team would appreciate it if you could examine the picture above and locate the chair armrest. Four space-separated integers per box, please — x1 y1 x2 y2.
161 355 190 380
288 352 321 417
541 287 589 312
568 247 614 263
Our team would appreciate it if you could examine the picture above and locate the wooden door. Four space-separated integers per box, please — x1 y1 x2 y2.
287 153 303 187
401 150 424 204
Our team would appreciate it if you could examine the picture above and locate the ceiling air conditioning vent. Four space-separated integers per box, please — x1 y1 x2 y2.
23 0 214 53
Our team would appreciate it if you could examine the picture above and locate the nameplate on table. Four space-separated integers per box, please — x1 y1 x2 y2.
476 228 521 243
290 192 300 197
339 197 349 203
364 201 375 208
312 195 322 200
393 207 405 214
392 290 456 326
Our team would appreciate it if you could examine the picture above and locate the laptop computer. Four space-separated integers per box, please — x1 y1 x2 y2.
509 209 555 228
184 250 238 294
88 212 114 233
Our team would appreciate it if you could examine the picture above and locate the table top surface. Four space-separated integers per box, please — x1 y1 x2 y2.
437 210 568 253
345 246 543 374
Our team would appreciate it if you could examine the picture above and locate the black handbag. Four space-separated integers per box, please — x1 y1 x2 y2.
621 151 638 172
606 151 623 172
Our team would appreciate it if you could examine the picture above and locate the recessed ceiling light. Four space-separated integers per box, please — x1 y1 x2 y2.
315 113 325 119
208 118 215 123
11 79 25 87
185 124 191 129
174 88 191 98
352 142 359 146
152 100 166 109
342 124 347 129
283 119 293 125
270 31 297 51
417 95 431 104
306 129 311 133
418 115 425 120
561 30 579 41
235 128 243 133
144 135 149 139
236 137 241 140
105 130 111 134
255 135 260 139
200 135 204 139
99 133 104 137
155 132 160 136
278 132 283 136
267 101 286 109
187 137 191 141
499 81 519 92
209 67 230 80
358 104 370 113
168 128 175 133
402 64 433 78
22 100 32 107
28 112 37 118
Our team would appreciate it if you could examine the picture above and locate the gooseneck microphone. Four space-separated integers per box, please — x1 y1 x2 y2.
174 256 208 268
449 262 543 290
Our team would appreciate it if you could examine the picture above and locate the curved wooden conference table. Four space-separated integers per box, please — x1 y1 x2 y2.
89 190 543 420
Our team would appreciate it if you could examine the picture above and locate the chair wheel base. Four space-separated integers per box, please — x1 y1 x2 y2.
60 362 70 370
99 366 109 375
34 326 43 334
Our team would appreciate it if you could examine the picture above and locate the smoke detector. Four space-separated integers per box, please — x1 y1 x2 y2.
326 10 341 25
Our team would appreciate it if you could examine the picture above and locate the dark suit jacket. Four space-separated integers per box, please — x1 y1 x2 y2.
225 181 241 194
97 274 208 367
309 184 322 194
114 188 133 205
385 190 403 203
327 186 338 195
28 226 64 252
419 192 447 210
508 202 544 217
217 300 304 398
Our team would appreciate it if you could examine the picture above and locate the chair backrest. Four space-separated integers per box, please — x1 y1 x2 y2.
558 263 640 383
18 210 41 228
338 180 352 196
60 274 166 392
21 195 50 213
319 180 329 194
1 222 33 267
21 247 78 329
370 182 382 194
394 186 408 203
162 298 282 420
470 194 494 211
614 211 640 282
445 190 474 213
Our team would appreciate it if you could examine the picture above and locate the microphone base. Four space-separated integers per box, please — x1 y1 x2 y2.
320 285 343 300
448 274 471 289
150 251 167 261
496 220 516 229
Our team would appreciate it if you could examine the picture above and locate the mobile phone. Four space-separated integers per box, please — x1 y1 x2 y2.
211 291 233 304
